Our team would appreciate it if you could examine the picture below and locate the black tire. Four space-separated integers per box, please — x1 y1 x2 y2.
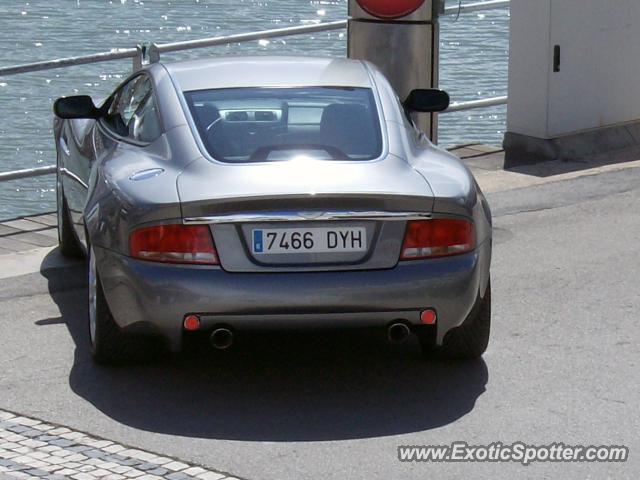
56 176 84 258
419 281 491 360
89 247 150 365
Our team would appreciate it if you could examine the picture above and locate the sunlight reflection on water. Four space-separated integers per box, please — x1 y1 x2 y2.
0 0 508 218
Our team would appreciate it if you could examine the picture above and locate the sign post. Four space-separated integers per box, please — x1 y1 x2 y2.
348 0 442 141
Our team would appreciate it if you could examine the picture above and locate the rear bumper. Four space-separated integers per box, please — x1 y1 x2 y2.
95 242 489 352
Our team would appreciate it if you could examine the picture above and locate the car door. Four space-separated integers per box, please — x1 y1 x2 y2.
58 115 98 241
72 74 158 247
59 77 141 246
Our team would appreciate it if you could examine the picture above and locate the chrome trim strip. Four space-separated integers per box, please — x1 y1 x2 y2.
60 167 89 190
59 137 71 156
183 211 431 225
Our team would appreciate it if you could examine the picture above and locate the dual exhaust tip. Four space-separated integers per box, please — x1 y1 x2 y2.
208 322 412 350
387 322 411 344
210 327 234 350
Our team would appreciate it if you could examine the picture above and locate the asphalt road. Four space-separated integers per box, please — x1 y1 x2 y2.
1 166 639 479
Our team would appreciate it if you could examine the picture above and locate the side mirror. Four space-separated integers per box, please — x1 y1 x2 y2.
404 89 450 113
54 95 100 119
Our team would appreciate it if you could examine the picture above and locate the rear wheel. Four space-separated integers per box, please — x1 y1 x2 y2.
419 281 491 360
56 175 83 258
88 247 144 365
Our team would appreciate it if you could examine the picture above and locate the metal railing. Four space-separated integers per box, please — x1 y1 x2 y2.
0 21 350 77
444 0 510 15
0 0 510 182
447 96 509 113
0 48 143 77
0 1 509 79
0 166 57 182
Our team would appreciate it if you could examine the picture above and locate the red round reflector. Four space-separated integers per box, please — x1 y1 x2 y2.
421 309 437 325
184 315 201 331
356 0 426 19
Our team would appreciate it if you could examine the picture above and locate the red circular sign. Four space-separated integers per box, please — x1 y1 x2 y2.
356 0 426 19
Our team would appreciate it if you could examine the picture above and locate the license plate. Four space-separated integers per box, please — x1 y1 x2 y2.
252 227 367 255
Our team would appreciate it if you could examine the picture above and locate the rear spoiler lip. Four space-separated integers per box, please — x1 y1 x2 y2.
183 210 432 225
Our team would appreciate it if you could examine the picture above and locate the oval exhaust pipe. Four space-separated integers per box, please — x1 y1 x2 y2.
210 327 234 350
388 322 411 344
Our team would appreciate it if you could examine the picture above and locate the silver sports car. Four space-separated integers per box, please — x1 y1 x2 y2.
53 56 492 364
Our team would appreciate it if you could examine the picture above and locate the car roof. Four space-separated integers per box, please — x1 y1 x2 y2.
161 56 375 92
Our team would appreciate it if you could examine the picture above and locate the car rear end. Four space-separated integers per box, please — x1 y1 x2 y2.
97 197 482 352
94 58 489 353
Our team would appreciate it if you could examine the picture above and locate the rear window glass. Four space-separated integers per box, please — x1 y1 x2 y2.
184 87 383 163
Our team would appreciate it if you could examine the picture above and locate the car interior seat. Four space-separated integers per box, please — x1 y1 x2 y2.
320 103 378 157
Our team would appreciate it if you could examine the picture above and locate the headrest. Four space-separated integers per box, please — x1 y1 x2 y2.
320 103 369 134
320 103 377 156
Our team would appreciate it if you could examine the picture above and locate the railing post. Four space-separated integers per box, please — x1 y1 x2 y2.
132 45 144 72
147 43 161 64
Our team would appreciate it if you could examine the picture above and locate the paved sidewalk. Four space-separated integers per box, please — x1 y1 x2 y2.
0 410 238 480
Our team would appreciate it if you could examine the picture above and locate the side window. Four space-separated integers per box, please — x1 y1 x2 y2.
103 75 160 142
104 79 137 136
129 94 161 143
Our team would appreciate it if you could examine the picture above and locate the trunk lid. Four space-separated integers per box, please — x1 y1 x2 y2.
177 156 433 272
177 155 433 216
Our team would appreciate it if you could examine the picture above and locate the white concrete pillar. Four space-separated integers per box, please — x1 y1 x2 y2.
504 0 640 167
348 0 442 140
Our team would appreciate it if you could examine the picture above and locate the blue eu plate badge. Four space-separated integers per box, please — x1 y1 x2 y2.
253 230 264 253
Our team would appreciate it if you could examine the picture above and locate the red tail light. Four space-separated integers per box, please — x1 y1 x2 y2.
400 219 475 260
130 224 218 265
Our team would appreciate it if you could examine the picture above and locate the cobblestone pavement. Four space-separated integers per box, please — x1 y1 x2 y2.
0 410 239 480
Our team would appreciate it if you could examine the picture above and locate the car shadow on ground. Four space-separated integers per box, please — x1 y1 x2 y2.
40 248 488 442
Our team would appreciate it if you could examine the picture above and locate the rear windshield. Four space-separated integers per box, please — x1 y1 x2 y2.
184 87 383 163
